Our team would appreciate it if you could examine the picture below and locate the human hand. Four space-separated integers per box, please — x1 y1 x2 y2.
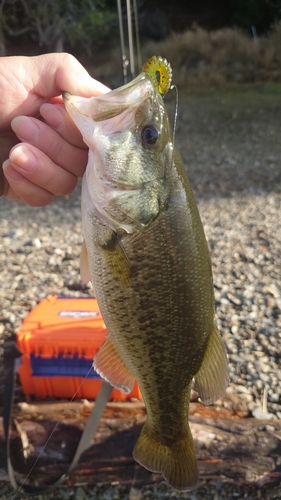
0 53 109 206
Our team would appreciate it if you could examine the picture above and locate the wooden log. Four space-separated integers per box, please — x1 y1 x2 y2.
0 397 281 488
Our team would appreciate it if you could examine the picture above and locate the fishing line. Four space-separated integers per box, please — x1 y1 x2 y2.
10 365 94 499
117 0 141 83
117 0 129 83
133 0 142 74
170 84 179 151
126 0 135 80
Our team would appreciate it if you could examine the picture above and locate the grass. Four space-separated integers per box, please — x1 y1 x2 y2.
86 22 281 93
142 22 281 92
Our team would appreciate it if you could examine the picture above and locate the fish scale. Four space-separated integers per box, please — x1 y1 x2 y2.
64 63 228 491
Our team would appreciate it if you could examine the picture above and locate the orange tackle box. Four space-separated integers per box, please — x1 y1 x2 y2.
16 295 141 401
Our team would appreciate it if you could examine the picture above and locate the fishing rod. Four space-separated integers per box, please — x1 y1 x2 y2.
117 0 142 83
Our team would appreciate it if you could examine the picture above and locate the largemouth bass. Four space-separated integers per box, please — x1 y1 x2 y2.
63 59 228 491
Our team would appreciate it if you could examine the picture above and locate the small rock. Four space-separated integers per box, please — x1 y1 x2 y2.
252 408 277 420
229 354 245 363
8 313 16 324
75 486 87 500
235 385 250 394
32 238 41 248
129 487 143 500
54 248 64 255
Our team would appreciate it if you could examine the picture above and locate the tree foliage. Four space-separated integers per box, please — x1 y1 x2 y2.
230 0 281 33
1 0 281 57
0 0 117 53
66 0 117 55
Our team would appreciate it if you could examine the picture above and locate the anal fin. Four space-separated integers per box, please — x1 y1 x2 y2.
194 324 228 405
93 336 135 394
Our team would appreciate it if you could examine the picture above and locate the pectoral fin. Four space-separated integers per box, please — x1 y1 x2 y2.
194 325 228 405
80 240 91 284
93 336 135 394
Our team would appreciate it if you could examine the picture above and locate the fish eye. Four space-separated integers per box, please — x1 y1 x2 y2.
141 125 159 145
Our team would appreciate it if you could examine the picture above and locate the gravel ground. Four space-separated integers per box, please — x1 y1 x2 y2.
1 84 281 498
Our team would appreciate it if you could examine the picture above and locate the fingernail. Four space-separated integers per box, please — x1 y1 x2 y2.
81 76 111 95
2 159 24 183
11 117 40 142
2 159 9 171
40 103 64 129
70 65 110 95
10 144 37 172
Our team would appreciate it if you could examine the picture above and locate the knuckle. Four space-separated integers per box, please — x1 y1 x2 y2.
61 52 75 66
60 52 80 72
27 196 54 207
58 176 77 196
50 138 64 161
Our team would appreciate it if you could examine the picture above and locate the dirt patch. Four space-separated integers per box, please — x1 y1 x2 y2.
170 83 281 197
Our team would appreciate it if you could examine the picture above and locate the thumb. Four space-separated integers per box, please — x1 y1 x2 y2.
32 53 110 98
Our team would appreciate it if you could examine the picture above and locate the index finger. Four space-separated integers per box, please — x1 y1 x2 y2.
40 103 86 148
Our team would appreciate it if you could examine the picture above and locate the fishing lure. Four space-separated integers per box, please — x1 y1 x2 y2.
142 56 172 96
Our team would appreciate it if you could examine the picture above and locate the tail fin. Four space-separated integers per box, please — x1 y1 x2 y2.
133 423 198 491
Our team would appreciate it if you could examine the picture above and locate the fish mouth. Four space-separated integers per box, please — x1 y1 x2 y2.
63 91 134 122
63 73 155 123
63 72 167 199
63 73 163 192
